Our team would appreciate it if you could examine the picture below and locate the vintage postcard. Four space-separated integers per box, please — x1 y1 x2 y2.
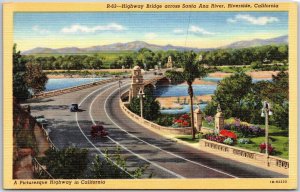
3 1 298 190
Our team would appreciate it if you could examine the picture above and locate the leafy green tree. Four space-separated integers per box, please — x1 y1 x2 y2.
278 45 288 63
111 56 134 69
129 87 160 121
254 71 289 129
135 48 156 69
205 72 254 121
250 61 263 70
271 102 288 129
25 62 48 94
205 71 289 128
42 147 89 179
165 51 207 139
203 100 218 117
13 44 30 100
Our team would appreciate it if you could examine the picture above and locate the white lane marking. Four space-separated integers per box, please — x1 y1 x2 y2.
90 84 184 179
75 112 134 178
79 81 116 106
75 82 134 178
104 85 238 179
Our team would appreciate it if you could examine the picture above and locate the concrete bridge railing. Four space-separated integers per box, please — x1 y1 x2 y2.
32 78 117 99
120 90 192 135
200 139 289 174
143 75 169 87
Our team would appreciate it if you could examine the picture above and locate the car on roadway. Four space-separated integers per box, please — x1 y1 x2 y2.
90 124 108 138
70 103 79 112
35 115 48 126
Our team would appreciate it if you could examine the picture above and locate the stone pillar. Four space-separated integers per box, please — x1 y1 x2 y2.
215 104 224 131
166 56 173 68
194 106 203 132
129 66 144 102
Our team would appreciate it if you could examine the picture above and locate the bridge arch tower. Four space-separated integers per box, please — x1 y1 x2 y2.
129 66 144 102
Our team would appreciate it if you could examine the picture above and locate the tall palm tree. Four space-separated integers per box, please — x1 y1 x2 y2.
165 51 207 139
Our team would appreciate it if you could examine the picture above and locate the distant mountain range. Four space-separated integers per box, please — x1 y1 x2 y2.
220 35 288 49
22 35 288 55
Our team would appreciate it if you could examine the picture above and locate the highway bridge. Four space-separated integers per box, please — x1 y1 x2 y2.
26 72 285 178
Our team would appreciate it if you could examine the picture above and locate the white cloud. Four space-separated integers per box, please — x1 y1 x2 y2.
61 23 125 33
32 25 50 34
227 14 279 25
188 25 215 35
173 26 215 36
144 32 157 39
173 29 184 34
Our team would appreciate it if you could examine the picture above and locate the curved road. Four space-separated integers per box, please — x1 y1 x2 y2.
28 77 286 178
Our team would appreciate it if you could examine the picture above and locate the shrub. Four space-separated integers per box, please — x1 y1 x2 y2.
224 123 265 137
89 147 149 179
238 138 250 144
205 116 214 125
250 61 263 70
42 147 89 179
155 115 175 126
204 134 225 143
171 114 191 127
259 143 275 155
223 138 234 145
220 129 237 140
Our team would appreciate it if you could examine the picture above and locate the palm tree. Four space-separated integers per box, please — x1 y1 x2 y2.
165 51 207 139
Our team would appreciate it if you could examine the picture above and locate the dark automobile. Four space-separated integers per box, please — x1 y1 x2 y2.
70 103 79 112
91 125 108 138
35 115 48 126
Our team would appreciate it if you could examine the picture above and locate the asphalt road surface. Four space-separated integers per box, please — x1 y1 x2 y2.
27 76 286 179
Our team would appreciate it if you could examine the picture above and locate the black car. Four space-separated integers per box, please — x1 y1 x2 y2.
70 103 79 112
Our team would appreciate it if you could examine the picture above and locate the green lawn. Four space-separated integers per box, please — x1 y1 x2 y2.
236 125 288 159
202 120 215 129
175 134 201 144
216 66 252 73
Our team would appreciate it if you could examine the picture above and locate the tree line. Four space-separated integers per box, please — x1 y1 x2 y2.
24 54 104 70
199 44 288 66
24 44 288 70
23 48 182 70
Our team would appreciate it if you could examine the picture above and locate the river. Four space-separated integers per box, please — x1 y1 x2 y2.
45 76 270 114
45 78 109 91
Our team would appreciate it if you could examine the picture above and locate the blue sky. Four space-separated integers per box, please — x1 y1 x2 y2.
14 12 288 51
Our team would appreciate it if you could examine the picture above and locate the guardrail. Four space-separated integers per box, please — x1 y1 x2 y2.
32 78 117 99
119 91 192 135
200 139 289 172
32 157 54 179
40 124 57 151
31 123 57 179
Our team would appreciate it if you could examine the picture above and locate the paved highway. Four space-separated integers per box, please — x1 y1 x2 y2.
28 76 286 178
